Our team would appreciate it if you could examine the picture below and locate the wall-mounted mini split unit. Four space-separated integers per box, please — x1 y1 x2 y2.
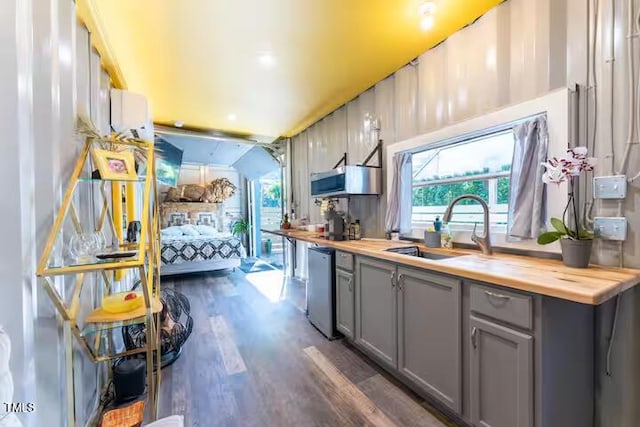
110 89 154 141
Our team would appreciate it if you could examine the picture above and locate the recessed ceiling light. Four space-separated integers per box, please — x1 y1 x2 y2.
258 52 276 68
421 15 435 30
174 120 184 128
419 1 436 31
227 113 237 121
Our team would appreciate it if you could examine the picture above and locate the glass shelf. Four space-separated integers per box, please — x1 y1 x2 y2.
81 314 147 337
44 251 143 273
85 296 162 324
35 136 161 418
81 297 162 359
77 176 147 183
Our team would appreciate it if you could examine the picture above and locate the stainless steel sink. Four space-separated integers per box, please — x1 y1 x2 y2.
384 246 460 260
419 252 459 261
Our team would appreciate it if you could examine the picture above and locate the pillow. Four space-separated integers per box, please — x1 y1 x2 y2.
194 225 219 236
166 212 189 227
160 226 183 238
179 224 200 237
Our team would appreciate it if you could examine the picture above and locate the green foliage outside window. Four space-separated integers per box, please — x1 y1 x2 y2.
412 165 511 207
497 177 510 204
413 180 488 206
267 182 281 200
261 182 282 207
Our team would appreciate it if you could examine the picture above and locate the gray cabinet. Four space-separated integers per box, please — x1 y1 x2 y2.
470 316 533 427
335 269 354 339
397 267 461 412
350 256 593 427
336 251 354 271
355 257 397 369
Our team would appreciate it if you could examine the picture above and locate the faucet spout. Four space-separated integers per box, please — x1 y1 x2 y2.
442 194 493 255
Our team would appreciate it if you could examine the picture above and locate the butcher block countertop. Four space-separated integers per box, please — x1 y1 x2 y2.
264 228 640 305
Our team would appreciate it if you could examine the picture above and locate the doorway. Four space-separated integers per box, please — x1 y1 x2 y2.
249 169 285 269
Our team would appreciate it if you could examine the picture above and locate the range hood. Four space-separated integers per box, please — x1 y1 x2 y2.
310 165 381 198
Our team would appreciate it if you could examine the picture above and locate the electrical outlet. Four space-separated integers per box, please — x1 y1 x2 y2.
593 175 627 199
594 217 627 241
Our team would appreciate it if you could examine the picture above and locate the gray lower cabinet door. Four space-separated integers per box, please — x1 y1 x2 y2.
354 257 397 369
396 267 461 413
470 316 533 427
335 269 354 339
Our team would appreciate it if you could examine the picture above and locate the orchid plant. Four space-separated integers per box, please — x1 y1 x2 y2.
537 147 597 244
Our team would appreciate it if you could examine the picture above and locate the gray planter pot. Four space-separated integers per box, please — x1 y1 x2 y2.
423 230 441 248
560 238 593 268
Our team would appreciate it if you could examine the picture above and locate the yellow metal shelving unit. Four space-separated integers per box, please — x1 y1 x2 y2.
36 135 162 426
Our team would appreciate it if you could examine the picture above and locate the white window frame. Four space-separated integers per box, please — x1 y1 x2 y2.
410 129 513 232
411 179 510 231
386 89 570 253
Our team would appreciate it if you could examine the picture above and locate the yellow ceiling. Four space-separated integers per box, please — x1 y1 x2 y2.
87 0 502 139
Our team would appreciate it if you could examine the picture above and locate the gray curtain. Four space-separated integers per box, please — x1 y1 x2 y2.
508 116 548 239
385 152 413 233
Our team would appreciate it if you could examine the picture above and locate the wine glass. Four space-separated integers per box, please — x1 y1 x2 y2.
93 231 107 252
69 233 99 260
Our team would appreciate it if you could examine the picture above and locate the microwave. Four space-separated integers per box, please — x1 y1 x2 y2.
310 165 381 198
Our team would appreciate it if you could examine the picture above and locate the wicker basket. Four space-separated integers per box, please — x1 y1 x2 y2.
101 400 145 427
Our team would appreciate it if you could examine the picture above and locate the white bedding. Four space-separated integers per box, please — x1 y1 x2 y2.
161 233 234 243
161 235 246 263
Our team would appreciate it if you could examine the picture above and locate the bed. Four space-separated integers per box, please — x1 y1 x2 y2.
160 224 247 276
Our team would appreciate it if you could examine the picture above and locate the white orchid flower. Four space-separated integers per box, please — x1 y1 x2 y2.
571 146 588 157
541 147 595 185
566 164 582 176
541 161 566 184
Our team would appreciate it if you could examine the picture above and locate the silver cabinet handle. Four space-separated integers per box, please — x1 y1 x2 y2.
348 278 353 292
471 327 478 349
485 290 511 301
397 274 405 291
390 271 396 288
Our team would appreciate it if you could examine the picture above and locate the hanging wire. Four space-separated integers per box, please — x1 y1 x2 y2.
606 294 622 376
583 0 602 228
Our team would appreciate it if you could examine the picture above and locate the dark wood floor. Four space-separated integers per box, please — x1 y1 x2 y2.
158 268 457 427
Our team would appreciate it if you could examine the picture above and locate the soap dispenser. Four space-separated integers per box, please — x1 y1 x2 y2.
434 216 442 232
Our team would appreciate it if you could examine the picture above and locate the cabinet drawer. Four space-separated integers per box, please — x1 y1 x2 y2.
470 284 532 330
336 251 354 271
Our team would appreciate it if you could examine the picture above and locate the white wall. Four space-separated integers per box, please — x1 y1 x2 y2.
1 1 114 425
176 164 246 229
586 1 640 425
75 20 115 425
291 131 309 221
31 1 76 425
0 2 37 426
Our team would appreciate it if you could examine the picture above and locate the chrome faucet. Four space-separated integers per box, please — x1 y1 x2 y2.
442 194 493 255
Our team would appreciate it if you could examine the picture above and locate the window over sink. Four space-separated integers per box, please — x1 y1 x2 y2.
411 129 514 231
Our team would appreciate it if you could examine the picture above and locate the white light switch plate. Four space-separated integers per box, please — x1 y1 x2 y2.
593 175 627 199
594 217 627 241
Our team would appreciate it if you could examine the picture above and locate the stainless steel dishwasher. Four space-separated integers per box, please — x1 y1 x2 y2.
307 246 339 339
